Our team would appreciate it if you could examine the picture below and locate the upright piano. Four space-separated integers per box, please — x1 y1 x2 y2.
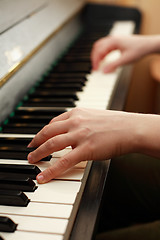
0 1 141 239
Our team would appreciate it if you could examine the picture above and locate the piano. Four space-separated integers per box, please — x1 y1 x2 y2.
0 1 141 239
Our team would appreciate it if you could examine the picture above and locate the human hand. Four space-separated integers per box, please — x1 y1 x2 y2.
91 35 157 73
27 108 141 183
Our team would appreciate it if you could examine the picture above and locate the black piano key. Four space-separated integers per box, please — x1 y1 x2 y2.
47 73 87 79
7 108 66 125
30 90 79 100
0 236 4 240
2 108 66 133
28 148 52 161
0 144 38 152
0 151 29 160
27 148 52 161
62 53 91 60
65 49 91 55
2 125 43 134
7 116 51 124
2 126 43 134
44 77 86 86
0 216 17 232
0 176 37 192
53 62 91 73
23 98 76 107
15 108 66 116
36 83 83 91
0 145 52 161
62 55 90 62
0 190 30 207
0 164 41 180
4 123 45 128
0 137 32 146
68 45 92 51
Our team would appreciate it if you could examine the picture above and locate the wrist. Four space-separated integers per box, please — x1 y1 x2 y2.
133 114 160 158
146 35 160 54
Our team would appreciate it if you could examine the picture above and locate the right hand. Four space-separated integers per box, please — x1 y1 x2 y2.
91 35 158 73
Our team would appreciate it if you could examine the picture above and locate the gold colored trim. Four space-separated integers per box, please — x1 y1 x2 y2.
0 4 85 88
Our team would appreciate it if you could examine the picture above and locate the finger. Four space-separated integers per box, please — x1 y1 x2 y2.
28 131 77 164
36 145 87 183
91 48 108 70
28 119 69 148
91 43 117 70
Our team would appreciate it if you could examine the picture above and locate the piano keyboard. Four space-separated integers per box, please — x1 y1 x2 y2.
0 20 135 240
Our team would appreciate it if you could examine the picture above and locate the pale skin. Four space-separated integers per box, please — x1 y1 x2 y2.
28 34 160 184
91 35 160 72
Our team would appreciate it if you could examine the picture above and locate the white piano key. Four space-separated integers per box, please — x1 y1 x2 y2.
76 70 119 110
37 162 84 181
0 201 72 219
0 133 35 138
0 214 68 234
27 180 81 204
74 161 87 168
50 158 87 169
39 157 87 170
99 51 121 70
0 158 87 169
52 147 71 158
1 231 63 240
110 21 135 35
0 159 30 165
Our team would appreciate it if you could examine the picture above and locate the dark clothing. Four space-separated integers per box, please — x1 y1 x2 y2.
96 153 160 239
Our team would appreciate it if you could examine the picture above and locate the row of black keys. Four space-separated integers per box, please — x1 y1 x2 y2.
0 137 51 205
0 162 41 234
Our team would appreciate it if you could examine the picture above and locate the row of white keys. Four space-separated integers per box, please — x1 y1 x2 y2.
76 69 121 109
0 154 87 239
1 231 63 240
75 21 135 110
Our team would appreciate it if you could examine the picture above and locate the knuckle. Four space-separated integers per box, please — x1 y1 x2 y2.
58 156 70 169
41 124 50 139
71 107 83 114
46 137 56 150
73 115 82 126
50 117 56 123
85 136 96 157
46 167 55 177
69 107 87 128
79 127 91 138
70 116 83 128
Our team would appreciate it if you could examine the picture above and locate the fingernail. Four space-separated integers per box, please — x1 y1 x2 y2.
28 153 32 163
36 173 44 183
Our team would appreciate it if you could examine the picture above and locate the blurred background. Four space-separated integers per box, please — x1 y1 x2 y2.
88 0 160 114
